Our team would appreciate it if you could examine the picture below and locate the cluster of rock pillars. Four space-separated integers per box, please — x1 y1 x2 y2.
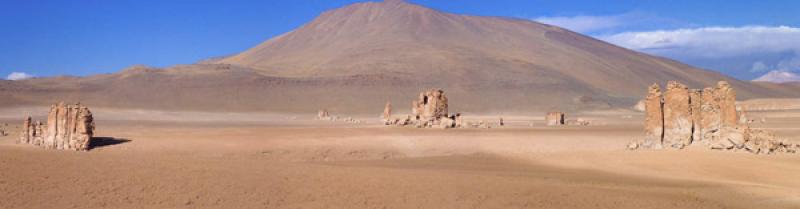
17 102 95 151
629 81 797 154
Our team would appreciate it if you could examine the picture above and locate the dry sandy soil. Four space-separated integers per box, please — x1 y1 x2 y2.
1 106 799 209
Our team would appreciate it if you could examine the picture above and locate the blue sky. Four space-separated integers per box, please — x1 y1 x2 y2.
2 0 800 80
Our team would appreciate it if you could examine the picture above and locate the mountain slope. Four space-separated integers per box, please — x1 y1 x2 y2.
2 0 799 113
216 0 773 98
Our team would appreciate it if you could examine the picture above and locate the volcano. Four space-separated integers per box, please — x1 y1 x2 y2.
2 0 798 113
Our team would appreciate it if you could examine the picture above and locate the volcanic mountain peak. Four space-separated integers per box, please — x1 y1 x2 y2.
4 0 799 113
217 0 750 97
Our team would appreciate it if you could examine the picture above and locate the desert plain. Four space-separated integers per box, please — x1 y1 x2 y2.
3 1 800 208
1 100 799 209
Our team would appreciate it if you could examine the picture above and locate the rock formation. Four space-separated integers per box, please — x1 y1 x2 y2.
566 118 592 126
643 84 663 148
633 100 646 112
18 102 95 151
382 102 392 120
412 89 448 122
629 81 797 154
717 81 738 127
699 87 720 142
662 81 692 148
315 110 362 124
386 89 463 129
546 112 565 126
317 110 331 120
0 124 7 137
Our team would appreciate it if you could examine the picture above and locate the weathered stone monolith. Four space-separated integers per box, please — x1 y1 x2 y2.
18 116 32 144
663 81 692 148
382 102 392 120
546 112 565 126
18 102 94 151
643 84 664 147
716 81 738 127
411 89 448 121
699 87 721 142
44 102 95 151
317 109 331 120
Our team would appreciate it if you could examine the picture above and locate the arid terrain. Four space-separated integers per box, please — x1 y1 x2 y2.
1 99 799 208
2 1 800 208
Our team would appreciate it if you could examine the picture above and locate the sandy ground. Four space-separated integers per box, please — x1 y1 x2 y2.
1 107 799 209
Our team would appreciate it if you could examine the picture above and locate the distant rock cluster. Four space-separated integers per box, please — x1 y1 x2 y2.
0 123 9 137
18 102 95 151
629 81 797 154
545 112 593 126
316 110 362 124
385 89 463 129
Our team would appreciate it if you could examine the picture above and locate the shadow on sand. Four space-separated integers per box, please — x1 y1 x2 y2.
89 137 131 150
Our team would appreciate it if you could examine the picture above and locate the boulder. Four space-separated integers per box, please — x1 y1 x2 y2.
738 109 750 124
744 129 782 154
439 117 455 129
453 113 463 128
633 99 646 112
626 141 640 150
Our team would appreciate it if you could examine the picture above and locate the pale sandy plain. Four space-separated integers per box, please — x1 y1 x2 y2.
1 103 799 209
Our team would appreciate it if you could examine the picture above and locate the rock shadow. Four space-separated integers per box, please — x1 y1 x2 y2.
89 137 131 150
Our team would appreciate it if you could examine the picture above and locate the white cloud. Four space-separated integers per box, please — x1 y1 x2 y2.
6 72 35 80
600 26 800 59
534 14 627 33
533 11 675 34
776 56 800 71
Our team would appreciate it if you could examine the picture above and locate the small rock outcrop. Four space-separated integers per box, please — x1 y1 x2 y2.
317 109 331 120
546 112 565 126
0 123 8 137
18 102 95 151
315 109 361 124
629 81 797 154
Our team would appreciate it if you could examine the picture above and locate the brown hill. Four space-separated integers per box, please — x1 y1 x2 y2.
2 0 799 113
